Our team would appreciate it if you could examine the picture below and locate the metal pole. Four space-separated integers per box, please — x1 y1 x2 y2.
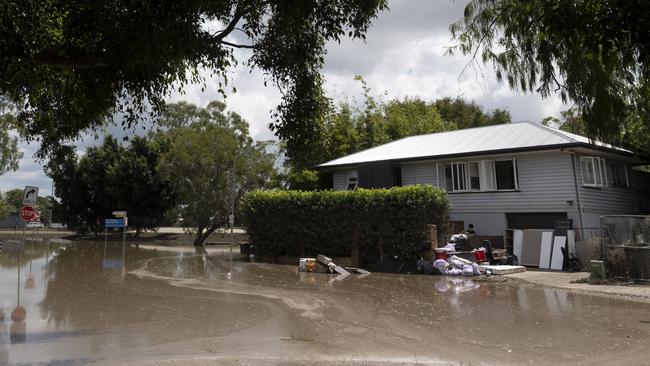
104 227 108 259
122 223 126 278
230 159 235 261
47 180 54 229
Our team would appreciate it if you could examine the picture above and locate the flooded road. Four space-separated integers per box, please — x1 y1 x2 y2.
1 237 649 365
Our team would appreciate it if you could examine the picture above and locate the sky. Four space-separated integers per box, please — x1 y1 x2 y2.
0 0 566 196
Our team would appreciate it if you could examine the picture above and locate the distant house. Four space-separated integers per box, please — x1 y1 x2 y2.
0 213 26 229
319 122 650 236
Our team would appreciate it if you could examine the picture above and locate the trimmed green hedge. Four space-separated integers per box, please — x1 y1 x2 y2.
240 185 449 264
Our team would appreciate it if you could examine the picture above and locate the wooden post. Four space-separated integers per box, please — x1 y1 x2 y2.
425 224 438 248
422 224 438 261
351 226 360 267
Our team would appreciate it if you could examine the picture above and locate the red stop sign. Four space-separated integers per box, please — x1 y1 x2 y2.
19 206 36 221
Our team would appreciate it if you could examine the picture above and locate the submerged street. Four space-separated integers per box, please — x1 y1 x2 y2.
1 238 649 366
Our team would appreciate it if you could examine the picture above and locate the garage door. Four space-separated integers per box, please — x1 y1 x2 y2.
506 212 568 230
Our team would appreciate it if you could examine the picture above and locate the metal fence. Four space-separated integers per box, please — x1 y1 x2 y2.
601 215 650 281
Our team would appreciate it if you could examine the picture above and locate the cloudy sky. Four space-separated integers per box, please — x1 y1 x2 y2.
1 0 565 196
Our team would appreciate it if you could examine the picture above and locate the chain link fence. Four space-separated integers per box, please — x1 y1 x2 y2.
601 215 650 281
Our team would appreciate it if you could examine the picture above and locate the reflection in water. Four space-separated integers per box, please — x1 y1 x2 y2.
434 277 480 293
11 232 26 344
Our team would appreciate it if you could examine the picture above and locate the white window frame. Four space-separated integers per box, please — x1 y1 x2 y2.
580 156 607 187
445 158 518 192
479 160 497 191
449 162 469 192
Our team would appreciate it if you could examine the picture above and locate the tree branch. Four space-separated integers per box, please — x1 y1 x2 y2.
213 5 245 43
221 41 256 49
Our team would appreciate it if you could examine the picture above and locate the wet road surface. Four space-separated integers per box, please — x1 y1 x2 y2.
0 237 649 365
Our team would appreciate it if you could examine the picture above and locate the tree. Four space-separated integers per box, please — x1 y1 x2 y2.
107 136 176 237
0 194 10 219
0 1 387 161
0 188 53 223
449 0 650 152
434 97 511 129
0 98 23 174
284 77 511 189
46 137 175 235
542 109 587 136
156 101 277 246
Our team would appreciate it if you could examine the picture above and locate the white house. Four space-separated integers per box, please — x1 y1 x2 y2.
319 122 650 236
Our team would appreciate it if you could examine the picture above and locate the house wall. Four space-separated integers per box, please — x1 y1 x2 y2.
332 150 642 236
574 152 639 220
0 213 26 229
400 151 581 236
358 162 393 188
332 169 356 190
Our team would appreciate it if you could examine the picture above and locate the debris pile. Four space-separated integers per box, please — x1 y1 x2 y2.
298 254 370 276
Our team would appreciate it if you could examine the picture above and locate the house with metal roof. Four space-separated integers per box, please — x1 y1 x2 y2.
319 122 650 237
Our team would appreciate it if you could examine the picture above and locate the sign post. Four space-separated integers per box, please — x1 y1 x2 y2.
105 214 128 274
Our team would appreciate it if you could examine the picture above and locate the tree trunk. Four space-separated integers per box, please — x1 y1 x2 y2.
192 226 205 246
193 222 223 247
193 231 206 246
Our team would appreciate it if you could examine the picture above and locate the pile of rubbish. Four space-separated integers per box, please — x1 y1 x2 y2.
298 254 370 276
432 255 482 276
439 233 470 252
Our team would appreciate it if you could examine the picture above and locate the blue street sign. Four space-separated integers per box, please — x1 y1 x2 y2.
104 218 126 228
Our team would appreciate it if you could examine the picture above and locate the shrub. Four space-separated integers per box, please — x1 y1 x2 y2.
240 185 449 264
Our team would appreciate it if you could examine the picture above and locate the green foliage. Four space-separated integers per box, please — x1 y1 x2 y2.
542 109 587 136
283 77 511 189
0 187 55 223
0 1 387 160
46 137 174 235
449 0 650 153
434 97 511 130
0 192 11 219
0 98 23 174
155 101 278 246
240 185 449 263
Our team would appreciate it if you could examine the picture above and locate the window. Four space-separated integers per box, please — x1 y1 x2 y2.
611 162 629 188
495 160 517 190
346 171 358 190
580 157 607 187
445 162 469 191
392 167 402 187
444 158 517 192
469 162 480 190
479 160 497 191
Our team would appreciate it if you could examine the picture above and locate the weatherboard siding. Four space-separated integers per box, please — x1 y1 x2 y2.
402 151 579 214
574 153 638 215
333 169 356 191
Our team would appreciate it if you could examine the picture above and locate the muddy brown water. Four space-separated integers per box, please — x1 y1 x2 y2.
0 238 649 365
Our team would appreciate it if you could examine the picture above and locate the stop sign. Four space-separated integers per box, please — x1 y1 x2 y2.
19 206 36 222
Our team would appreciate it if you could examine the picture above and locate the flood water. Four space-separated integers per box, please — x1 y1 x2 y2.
1 237 649 365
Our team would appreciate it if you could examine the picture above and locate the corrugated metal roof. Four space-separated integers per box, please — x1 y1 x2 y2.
318 121 630 168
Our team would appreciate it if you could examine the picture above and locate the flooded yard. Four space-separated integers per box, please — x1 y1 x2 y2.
1 237 649 365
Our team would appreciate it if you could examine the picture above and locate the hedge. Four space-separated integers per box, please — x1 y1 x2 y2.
240 185 449 264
